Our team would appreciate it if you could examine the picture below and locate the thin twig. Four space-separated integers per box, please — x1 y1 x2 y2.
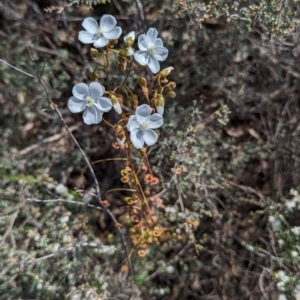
0 59 37 78
259 267 270 300
134 0 147 32
26 197 103 211
19 241 115 267
220 176 266 207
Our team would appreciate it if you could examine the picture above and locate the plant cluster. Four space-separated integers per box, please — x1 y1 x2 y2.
64 13 184 259
3 0 300 298
162 0 300 35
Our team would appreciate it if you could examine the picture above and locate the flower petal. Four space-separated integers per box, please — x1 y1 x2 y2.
149 113 163 128
100 15 117 32
127 115 139 132
137 33 149 51
136 104 152 123
94 97 112 112
130 128 144 149
146 28 158 46
154 38 163 47
154 46 169 61
78 31 97 44
89 82 104 99
83 106 102 124
68 96 86 113
134 50 149 66
93 37 109 48
82 17 98 34
103 27 122 39
72 83 89 100
148 56 160 73
143 129 158 146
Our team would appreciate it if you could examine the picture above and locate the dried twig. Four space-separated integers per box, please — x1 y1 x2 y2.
0 59 37 78
134 0 147 32
26 197 103 211
259 267 270 300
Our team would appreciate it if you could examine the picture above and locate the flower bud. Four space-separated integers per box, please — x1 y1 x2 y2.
121 176 130 183
116 128 125 141
118 55 127 71
124 31 135 47
90 48 98 58
110 94 123 114
168 91 176 98
159 66 174 78
138 77 147 88
110 94 118 103
139 77 149 99
169 81 176 89
90 71 98 81
119 47 134 57
137 249 146 258
156 94 165 116
129 94 139 109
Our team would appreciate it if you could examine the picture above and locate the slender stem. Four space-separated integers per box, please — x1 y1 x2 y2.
105 46 109 82
125 139 150 210
142 152 153 175
102 117 115 128
119 59 134 89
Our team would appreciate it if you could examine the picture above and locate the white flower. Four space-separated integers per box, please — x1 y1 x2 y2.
68 82 112 125
268 215 281 229
277 271 289 283
134 28 168 73
127 104 163 149
277 281 286 291
78 15 122 48
291 250 298 257
166 265 175 274
291 226 300 235
294 284 300 297
285 199 296 210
